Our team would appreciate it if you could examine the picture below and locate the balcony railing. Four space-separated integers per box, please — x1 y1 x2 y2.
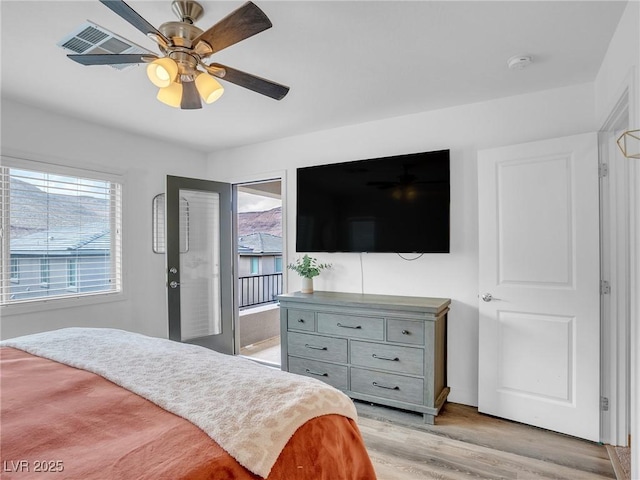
238 273 283 309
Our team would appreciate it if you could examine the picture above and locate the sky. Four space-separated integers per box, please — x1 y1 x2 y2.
237 192 281 213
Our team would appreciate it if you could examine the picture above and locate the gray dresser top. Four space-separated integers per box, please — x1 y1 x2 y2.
278 291 450 315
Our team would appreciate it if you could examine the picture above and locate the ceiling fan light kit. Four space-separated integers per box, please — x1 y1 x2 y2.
147 57 179 88
67 0 290 109
195 73 224 104
157 82 183 108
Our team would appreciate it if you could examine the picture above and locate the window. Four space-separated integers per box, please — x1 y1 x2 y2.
275 256 283 273
250 257 259 275
1 162 122 306
67 258 78 289
40 258 50 286
10 258 19 283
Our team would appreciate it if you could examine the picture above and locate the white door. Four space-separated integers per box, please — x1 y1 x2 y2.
477 132 600 441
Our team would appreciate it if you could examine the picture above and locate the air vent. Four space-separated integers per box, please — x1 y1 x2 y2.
58 21 155 71
76 25 109 45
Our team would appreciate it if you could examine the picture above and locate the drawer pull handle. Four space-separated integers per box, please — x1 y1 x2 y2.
372 381 399 391
337 323 362 329
305 344 328 351
305 368 328 377
372 354 399 362
297 319 305 323
402 330 410 335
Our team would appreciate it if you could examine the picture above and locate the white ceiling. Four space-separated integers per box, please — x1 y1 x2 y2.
0 1 627 152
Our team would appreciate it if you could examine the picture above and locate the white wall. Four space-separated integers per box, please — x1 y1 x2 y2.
206 83 596 406
594 1 639 126
0 98 208 340
593 1 640 475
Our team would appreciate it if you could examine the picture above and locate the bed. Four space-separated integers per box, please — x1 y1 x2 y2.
0 328 376 479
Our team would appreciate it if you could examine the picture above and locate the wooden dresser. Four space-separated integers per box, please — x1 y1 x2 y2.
278 291 450 424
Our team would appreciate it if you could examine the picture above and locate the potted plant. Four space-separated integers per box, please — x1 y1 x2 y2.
287 254 331 293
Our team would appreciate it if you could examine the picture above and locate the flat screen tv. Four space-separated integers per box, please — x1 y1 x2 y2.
296 150 450 253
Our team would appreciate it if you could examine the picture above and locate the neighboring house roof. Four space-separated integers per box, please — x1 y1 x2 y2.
238 245 254 254
238 233 282 255
10 225 110 255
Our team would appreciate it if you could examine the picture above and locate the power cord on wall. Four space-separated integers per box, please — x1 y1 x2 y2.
360 252 424 294
396 252 424 261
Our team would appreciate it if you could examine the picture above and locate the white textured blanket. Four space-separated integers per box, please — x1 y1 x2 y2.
1 328 357 478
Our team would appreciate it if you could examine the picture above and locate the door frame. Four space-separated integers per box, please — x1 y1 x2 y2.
597 68 637 447
227 170 288 356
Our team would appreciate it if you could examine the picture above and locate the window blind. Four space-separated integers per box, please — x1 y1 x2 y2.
1 166 122 305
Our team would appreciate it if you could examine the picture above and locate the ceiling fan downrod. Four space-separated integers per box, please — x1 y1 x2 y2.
171 0 204 24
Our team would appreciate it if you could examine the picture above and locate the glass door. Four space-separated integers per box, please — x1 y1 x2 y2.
166 175 234 354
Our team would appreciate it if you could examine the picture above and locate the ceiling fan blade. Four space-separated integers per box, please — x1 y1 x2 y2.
180 80 203 110
68 53 157 65
99 0 170 46
208 63 289 100
193 2 272 55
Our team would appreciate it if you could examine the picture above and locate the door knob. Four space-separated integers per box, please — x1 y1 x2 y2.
169 281 180 289
481 293 493 302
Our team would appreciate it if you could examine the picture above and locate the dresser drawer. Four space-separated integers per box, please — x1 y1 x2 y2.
287 332 348 363
351 341 424 376
288 357 348 390
317 313 384 340
351 368 424 405
287 309 316 332
387 319 425 345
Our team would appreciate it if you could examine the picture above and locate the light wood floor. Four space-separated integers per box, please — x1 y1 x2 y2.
356 402 616 480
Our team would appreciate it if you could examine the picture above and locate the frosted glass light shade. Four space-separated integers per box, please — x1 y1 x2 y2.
195 73 224 103
147 58 178 88
157 82 183 108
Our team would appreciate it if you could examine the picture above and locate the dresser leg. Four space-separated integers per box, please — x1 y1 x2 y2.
423 413 435 425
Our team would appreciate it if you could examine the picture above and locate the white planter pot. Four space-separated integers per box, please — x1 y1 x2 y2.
301 277 314 294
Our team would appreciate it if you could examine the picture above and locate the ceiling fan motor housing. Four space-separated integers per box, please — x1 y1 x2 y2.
158 21 211 75
159 22 203 49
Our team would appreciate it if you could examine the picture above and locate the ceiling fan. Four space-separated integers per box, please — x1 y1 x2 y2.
68 0 290 109
367 164 429 190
